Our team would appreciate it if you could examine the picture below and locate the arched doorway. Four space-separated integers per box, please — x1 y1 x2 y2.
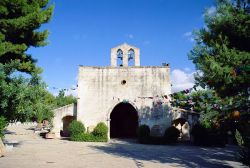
61 116 76 137
110 102 138 138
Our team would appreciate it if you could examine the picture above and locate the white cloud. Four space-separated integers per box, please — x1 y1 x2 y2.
183 31 195 42
171 69 195 93
202 6 216 18
207 6 216 16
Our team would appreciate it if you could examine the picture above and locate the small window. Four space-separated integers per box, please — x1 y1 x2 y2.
121 80 126 85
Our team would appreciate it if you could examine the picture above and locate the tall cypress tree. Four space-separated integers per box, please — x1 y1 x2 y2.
0 0 53 74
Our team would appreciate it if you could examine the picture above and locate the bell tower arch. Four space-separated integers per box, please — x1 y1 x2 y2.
111 43 140 67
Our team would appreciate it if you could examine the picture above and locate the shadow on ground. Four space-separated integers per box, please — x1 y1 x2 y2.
90 139 242 168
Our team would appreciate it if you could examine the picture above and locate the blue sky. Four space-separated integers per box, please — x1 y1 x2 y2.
28 0 215 95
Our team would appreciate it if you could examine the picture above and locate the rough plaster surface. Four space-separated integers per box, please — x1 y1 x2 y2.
77 66 171 135
52 44 198 138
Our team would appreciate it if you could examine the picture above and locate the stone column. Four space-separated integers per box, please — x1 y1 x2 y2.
110 50 117 67
123 50 128 67
134 49 140 66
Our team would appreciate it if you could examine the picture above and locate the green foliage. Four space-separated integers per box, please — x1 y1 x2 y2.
54 90 77 108
191 123 225 147
189 0 250 97
137 125 150 144
170 89 225 127
188 0 250 119
92 122 108 138
70 133 107 142
164 126 180 143
0 0 54 123
69 122 108 142
191 124 208 145
236 129 244 146
0 65 54 122
0 116 7 138
137 125 181 145
184 0 249 152
235 129 250 165
68 120 85 136
70 133 91 142
0 0 54 74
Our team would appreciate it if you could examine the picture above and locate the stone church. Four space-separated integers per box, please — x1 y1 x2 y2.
53 43 197 139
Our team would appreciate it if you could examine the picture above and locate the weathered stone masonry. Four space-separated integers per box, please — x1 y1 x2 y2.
52 43 198 139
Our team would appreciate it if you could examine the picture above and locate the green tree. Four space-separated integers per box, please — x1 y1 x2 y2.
0 0 53 74
55 90 77 108
189 0 250 114
0 65 54 122
188 1 250 163
0 116 7 138
0 1 54 123
170 89 225 128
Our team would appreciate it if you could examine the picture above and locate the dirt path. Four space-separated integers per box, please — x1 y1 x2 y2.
0 125 247 168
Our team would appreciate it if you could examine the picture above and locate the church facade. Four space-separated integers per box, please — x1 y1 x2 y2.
52 43 195 139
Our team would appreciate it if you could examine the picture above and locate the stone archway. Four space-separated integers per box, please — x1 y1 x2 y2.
172 118 190 141
110 102 138 138
61 116 76 137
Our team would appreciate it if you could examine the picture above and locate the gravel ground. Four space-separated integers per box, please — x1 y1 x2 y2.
0 125 247 168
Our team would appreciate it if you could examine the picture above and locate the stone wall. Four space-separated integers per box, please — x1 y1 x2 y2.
52 103 77 137
77 66 171 136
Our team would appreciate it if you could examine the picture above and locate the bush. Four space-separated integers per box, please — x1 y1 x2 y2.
68 120 85 136
70 122 108 142
191 124 208 145
137 125 150 144
92 122 108 138
0 116 7 138
206 131 225 147
70 133 93 141
71 133 108 142
191 123 225 147
164 126 180 144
